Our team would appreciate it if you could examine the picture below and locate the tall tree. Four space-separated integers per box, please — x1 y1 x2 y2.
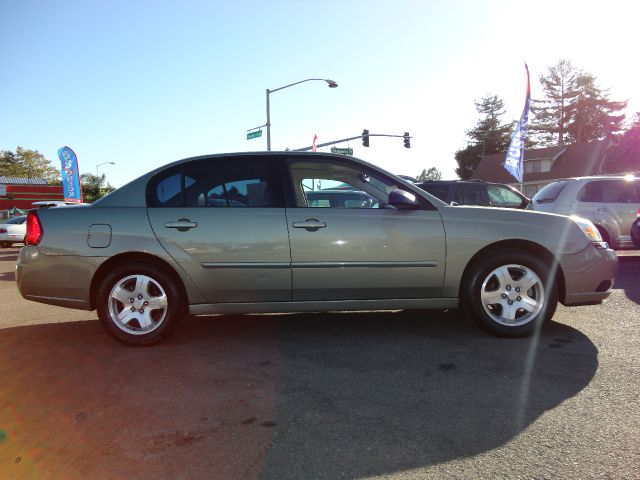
530 59 579 147
80 173 116 203
416 167 442 181
568 73 627 143
604 113 640 174
0 147 60 183
531 60 627 146
455 94 513 179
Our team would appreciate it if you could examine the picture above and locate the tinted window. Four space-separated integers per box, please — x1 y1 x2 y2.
578 180 640 203
454 185 486 206
532 180 569 204
419 184 450 202
6 216 26 224
153 172 183 207
184 157 282 208
148 168 184 207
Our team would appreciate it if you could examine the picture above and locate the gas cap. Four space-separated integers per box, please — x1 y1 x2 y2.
87 224 112 248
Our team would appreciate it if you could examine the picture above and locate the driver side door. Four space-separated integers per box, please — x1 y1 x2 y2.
283 157 446 301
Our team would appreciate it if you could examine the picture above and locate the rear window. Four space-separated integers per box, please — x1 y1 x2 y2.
5 216 26 225
578 179 640 203
532 180 569 204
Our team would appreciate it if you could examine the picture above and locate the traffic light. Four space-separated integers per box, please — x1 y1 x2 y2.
403 132 411 148
362 129 369 147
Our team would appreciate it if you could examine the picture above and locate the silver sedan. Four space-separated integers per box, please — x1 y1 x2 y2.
17 152 617 345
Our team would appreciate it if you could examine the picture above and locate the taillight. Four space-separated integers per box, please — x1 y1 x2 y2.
26 210 43 245
637 208 640 218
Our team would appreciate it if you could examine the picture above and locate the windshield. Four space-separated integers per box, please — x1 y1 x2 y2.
532 180 569 204
5 216 26 224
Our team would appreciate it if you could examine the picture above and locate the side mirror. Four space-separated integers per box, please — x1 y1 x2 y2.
388 189 420 209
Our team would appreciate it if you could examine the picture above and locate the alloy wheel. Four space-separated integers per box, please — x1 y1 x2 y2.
479 264 544 327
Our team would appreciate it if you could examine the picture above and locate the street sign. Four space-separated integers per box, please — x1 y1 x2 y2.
330 147 353 156
247 130 263 140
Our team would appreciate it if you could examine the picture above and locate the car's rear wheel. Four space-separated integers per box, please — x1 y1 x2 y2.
96 262 184 345
631 219 640 248
463 249 558 337
595 225 613 249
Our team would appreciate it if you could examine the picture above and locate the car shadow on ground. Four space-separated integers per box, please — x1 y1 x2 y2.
0 252 18 263
0 310 597 479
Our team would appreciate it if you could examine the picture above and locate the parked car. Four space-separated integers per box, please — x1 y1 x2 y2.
631 216 640 248
531 176 640 249
0 215 27 247
416 180 530 209
17 152 616 345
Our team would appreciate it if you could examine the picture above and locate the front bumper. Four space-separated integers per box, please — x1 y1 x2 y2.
559 243 618 306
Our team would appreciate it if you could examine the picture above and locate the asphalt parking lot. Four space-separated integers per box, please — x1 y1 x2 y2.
0 247 639 479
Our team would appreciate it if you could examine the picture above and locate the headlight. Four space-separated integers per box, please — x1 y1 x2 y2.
570 216 603 242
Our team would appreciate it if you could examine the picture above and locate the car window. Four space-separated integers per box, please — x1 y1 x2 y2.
419 183 450 201
288 159 396 208
578 180 640 203
153 171 183 207
306 190 378 208
532 180 569 204
184 158 282 208
454 185 486 206
6 216 26 224
148 157 283 208
487 186 524 208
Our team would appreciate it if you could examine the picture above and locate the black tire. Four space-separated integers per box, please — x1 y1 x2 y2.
631 219 640 249
0 242 11 248
96 262 185 346
595 226 613 249
462 249 558 337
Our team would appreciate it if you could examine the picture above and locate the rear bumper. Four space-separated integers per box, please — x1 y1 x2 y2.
559 244 618 306
0 233 23 241
16 246 104 310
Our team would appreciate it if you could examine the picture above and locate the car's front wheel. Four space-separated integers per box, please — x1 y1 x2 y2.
463 250 558 337
96 262 184 345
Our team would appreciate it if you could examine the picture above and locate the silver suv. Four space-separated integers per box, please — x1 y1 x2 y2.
531 176 640 249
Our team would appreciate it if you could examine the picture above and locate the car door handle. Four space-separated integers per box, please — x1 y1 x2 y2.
164 219 198 231
597 207 609 212
292 219 327 231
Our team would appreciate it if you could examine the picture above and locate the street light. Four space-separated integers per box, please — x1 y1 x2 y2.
96 161 115 176
266 78 338 151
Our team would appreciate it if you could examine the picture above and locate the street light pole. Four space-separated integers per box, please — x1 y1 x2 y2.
96 161 115 176
265 78 338 151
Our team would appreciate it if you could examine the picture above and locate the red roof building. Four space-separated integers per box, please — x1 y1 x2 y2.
0 177 64 210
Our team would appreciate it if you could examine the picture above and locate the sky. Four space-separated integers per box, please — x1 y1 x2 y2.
1 0 639 188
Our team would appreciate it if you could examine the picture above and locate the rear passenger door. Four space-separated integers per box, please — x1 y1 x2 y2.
453 184 488 206
580 180 640 245
146 156 291 304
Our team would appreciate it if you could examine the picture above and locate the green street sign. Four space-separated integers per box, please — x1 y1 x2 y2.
331 147 353 156
247 130 263 140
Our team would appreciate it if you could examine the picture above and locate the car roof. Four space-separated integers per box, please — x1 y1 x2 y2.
96 151 436 208
548 175 637 182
